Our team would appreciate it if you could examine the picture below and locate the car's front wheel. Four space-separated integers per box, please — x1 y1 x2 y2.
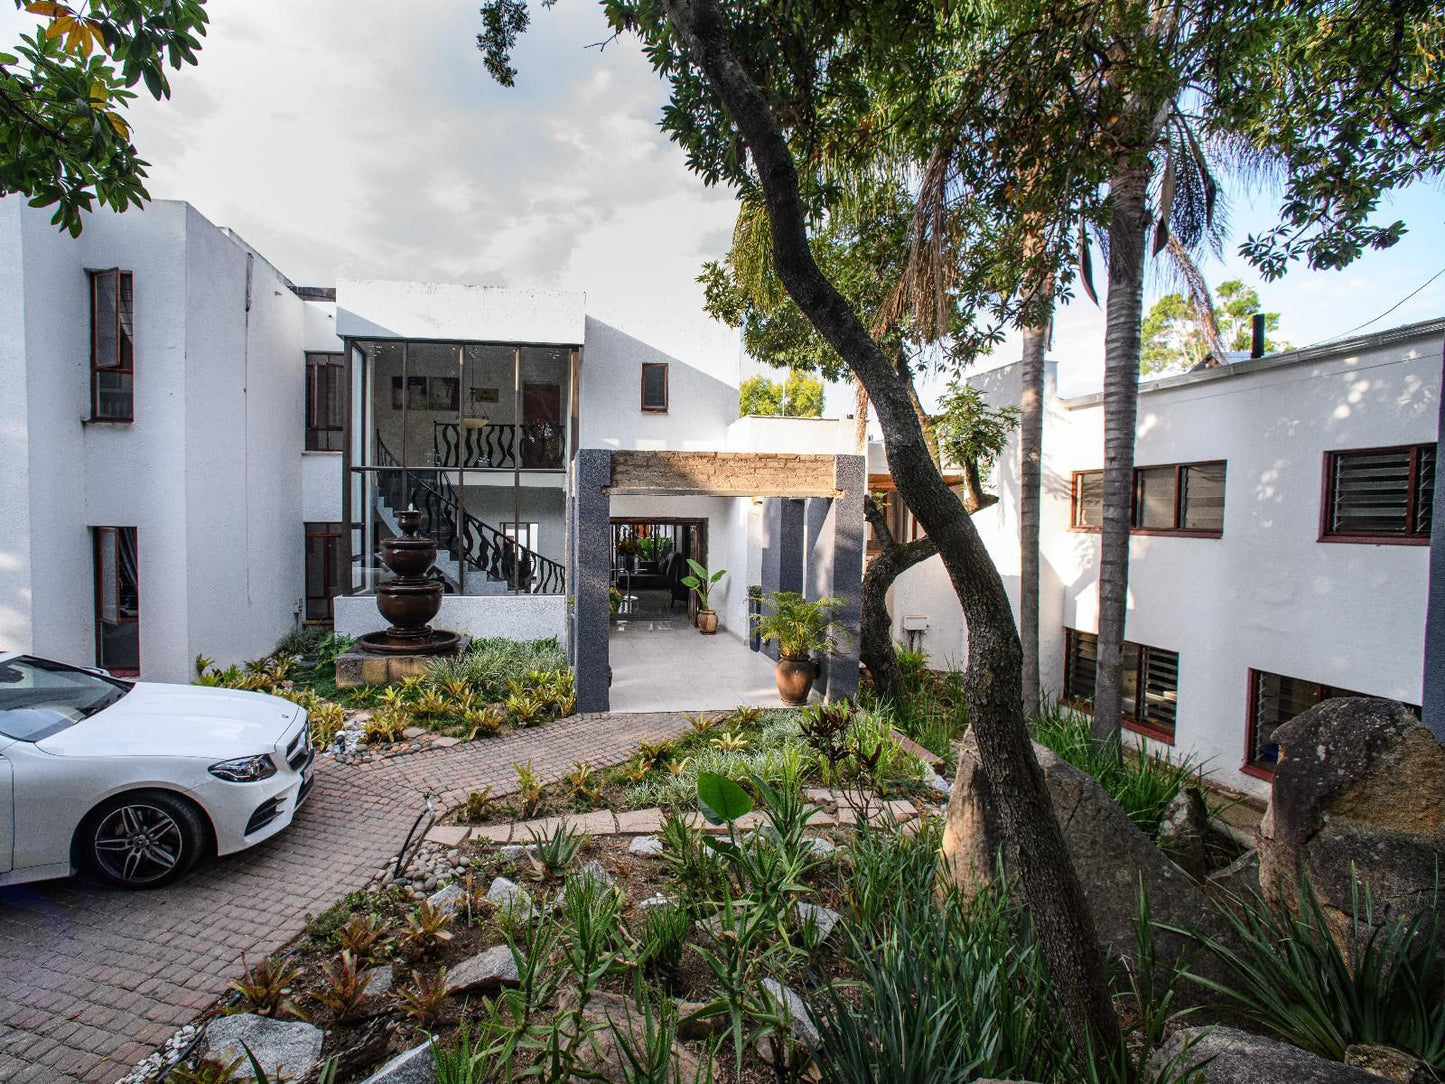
77 790 207 889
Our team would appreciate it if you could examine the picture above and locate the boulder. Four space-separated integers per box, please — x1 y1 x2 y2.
940 731 1216 965
1157 785 1211 880
1344 1044 1433 1083
447 945 520 994
1150 1027 1388 1083
203 1014 324 1081
1258 697 1445 944
358 1041 435 1084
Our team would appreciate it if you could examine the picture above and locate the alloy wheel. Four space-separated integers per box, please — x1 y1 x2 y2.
92 803 185 885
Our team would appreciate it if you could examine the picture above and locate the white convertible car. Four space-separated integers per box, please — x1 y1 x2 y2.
0 652 314 889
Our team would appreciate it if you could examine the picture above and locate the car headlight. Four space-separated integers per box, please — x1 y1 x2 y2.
208 754 278 782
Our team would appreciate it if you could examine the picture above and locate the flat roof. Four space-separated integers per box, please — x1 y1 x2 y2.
335 279 586 345
1061 315 1445 409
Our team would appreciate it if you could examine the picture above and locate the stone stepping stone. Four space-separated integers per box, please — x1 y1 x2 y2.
203 1014 324 1081
627 835 664 856
794 901 841 942
446 945 521 994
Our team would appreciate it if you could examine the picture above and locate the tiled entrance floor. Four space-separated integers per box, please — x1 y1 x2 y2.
608 614 787 712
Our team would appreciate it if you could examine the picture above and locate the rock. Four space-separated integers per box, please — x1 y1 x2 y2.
447 945 520 994
363 964 394 998
1205 849 1261 899
940 730 1220 978
1343 1044 1433 1083
1258 697 1445 946
1157 785 1211 879
1151 1026 1387 1083
203 1014 324 1081
559 989 701 1084
794 901 841 943
926 772 954 797
761 979 819 1048
357 1041 435 1084
427 882 466 915
637 893 674 911
675 1000 727 1040
628 835 665 857
803 836 835 856
576 860 614 888
499 843 538 862
486 876 534 918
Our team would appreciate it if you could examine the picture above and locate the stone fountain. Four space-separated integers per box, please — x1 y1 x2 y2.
334 508 464 684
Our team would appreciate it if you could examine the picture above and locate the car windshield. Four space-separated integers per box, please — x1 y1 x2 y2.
0 656 132 742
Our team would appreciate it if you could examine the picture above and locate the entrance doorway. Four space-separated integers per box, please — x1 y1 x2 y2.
609 518 706 625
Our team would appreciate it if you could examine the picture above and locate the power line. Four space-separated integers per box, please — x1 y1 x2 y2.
1300 264 1445 349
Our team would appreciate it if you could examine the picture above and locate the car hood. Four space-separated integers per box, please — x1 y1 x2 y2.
37 682 303 759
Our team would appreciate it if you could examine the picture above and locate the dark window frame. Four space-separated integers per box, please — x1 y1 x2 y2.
1318 443 1434 546
640 362 669 413
1063 627 1179 744
92 526 140 675
89 268 134 422
305 352 346 452
1070 460 1226 537
304 521 346 623
1240 669 1423 779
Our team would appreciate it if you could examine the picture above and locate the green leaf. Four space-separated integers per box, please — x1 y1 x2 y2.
696 772 752 824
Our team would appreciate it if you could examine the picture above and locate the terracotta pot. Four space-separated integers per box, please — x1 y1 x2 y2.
775 656 816 706
697 609 719 634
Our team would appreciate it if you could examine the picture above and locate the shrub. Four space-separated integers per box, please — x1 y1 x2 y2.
635 902 690 973
312 951 374 1022
1031 699 1202 839
427 637 568 702
529 818 588 876
227 955 304 1019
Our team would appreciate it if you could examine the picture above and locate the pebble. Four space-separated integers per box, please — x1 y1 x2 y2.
627 835 665 857
927 772 953 797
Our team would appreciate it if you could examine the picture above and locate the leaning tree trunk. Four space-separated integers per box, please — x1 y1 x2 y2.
659 0 1123 1060
861 497 937 700
1019 315 1049 717
1092 162 1152 748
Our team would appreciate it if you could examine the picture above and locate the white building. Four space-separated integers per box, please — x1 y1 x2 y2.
0 199 862 704
889 318 1444 797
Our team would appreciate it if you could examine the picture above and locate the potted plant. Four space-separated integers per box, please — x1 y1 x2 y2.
681 559 726 634
753 591 848 705
616 536 643 571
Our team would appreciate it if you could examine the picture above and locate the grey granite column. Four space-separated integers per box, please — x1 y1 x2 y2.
814 455 865 701
573 450 612 713
759 497 805 661
1423 345 1445 738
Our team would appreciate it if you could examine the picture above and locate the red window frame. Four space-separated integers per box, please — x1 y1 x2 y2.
1069 461 1226 537
304 522 347 623
305 352 346 451
1063 627 1179 744
1318 443 1434 546
89 269 135 422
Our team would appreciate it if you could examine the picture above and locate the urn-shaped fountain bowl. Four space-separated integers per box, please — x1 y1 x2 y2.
357 508 463 656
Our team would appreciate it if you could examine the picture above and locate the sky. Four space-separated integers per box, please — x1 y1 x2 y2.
6 1 1443 406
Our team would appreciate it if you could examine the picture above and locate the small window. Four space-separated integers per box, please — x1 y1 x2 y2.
1243 670 1421 775
304 522 347 622
305 353 345 451
90 269 134 421
1322 444 1434 543
93 526 140 674
1064 628 1179 741
1072 461 1226 535
500 522 539 552
641 362 669 413
1071 471 1104 528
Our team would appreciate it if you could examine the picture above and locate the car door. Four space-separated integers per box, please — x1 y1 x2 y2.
0 746 13 874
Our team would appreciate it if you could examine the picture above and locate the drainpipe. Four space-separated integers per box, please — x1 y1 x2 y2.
1250 313 1267 359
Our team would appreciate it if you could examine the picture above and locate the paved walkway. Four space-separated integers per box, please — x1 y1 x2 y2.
0 711 688 1084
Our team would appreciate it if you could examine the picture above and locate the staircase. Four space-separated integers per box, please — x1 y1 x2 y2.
373 436 565 595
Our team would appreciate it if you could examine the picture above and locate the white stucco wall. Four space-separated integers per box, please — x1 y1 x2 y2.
890 325 1442 797
336 279 585 345
726 415 859 454
333 593 568 645
0 200 33 654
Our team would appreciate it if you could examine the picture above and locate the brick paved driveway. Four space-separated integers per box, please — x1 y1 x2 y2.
0 711 687 1084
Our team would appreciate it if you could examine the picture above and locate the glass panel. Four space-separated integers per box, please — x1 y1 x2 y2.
95 371 133 420
405 343 462 468
1140 646 1179 733
1134 467 1178 529
118 272 134 369
457 344 519 469
642 363 668 410
1415 445 1435 536
1181 463 1226 531
92 271 119 369
1331 449 1412 534
1074 472 1103 527
1252 671 1317 767
1066 630 1098 702
94 526 139 672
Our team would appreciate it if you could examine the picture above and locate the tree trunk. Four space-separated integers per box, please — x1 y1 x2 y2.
853 379 869 452
1092 162 1152 747
1019 315 1049 717
659 0 1124 1061
861 496 937 701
